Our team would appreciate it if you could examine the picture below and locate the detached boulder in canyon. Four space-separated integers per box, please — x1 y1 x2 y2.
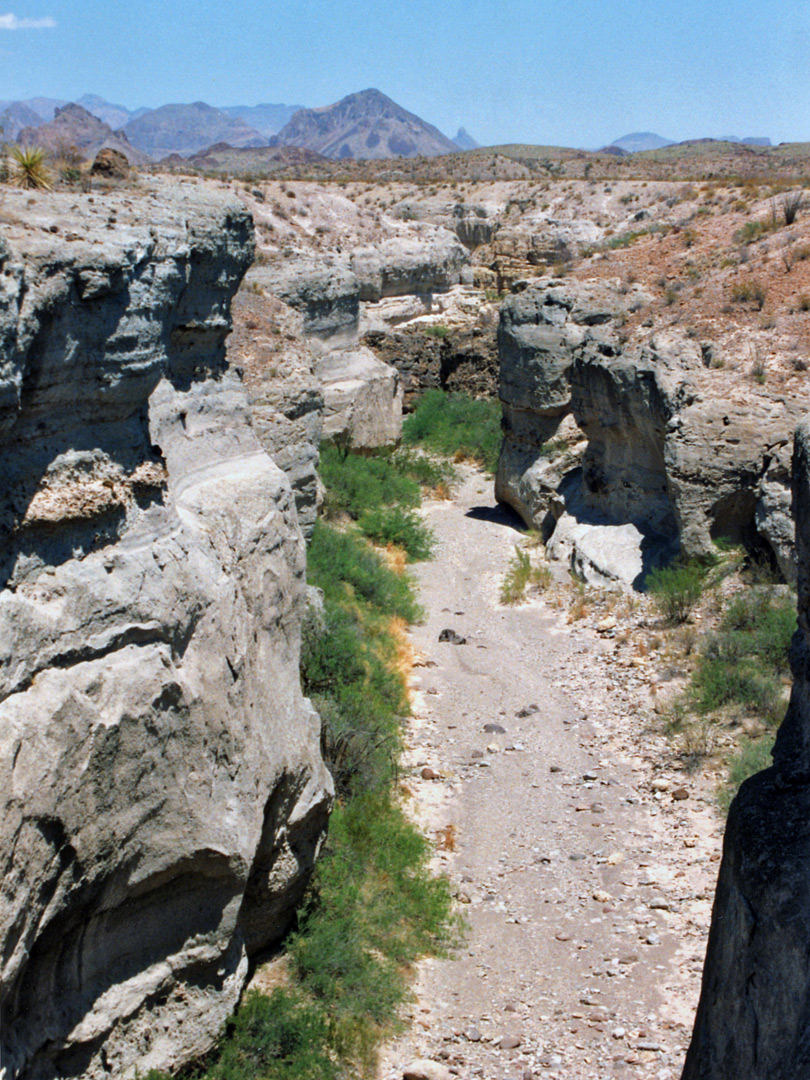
0 182 332 1080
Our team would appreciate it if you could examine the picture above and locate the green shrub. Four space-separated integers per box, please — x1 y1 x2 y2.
307 520 421 622
319 443 421 518
9 144 52 190
357 506 434 561
689 587 795 722
403 389 502 473
646 559 708 624
500 547 552 604
501 548 532 604
423 323 450 338
718 734 776 816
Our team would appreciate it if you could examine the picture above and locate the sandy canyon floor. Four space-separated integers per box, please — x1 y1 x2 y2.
378 467 724 1080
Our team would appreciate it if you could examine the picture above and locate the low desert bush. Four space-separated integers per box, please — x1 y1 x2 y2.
403 389 502 473
688 586 795 725
500 547 552 604
646 558 709 624
318 444 443 560
357 505 434 561
717 734 776 816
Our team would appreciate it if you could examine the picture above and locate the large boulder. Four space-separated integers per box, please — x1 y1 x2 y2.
315 345 403 447
0 182 332 1080
681 420 810 1078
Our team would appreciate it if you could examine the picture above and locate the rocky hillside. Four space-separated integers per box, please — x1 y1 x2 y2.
275 88 459 160
18 103 150 165
124 102 265 158
0 180 332 1080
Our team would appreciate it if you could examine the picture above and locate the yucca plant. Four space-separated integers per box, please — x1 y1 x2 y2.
9 145 52 190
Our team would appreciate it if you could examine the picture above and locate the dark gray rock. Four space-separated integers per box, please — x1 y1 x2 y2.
681 419 810 1079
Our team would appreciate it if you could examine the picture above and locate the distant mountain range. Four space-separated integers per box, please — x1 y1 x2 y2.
17 103 151 165
2 89 476 162
607 131 772 153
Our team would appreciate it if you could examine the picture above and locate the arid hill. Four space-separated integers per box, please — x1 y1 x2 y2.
275 88 459 160
123 102 266 158
18 103 150 165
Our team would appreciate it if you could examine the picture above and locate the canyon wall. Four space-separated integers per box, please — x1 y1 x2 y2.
496 279 801 585
681 420 810 1079
0 182 332 1080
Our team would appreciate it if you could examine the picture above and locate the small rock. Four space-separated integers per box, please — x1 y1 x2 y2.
483 722 506 734
672 787 690 800
649 898 671 911
555 932 571 941
597 616 617 632
607 851 625 865
583 771 599 782
646 932 661 945
471 750 484 759
403 1061 454 1080
516 704 540 717
651 778 670 792
590 802 606 814
439 628 466 644
593 889 612 903
612 1027 627 1039
421 767 441 780
464 1027 482 1042
497 1035 522 1050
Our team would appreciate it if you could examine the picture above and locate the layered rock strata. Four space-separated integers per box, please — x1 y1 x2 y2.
245 229 473 449
0 182 332 1080
681 420 810 1079
496 279 803 585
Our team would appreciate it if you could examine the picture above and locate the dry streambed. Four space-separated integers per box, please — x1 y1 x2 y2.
378 467 723 1080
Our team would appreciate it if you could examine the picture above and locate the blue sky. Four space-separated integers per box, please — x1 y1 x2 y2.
2 0 808 147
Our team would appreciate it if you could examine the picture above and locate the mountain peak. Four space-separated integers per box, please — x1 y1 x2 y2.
277 89 458 160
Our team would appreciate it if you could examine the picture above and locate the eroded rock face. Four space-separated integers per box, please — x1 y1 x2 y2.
681 421 810 1079
363 324 499 408
0 182 332 1080
496 279 802 585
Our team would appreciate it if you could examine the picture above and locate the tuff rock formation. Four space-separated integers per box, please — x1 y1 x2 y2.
0 181 332 1080
681 420 810 1079
496 279 802 586
244 227 470 451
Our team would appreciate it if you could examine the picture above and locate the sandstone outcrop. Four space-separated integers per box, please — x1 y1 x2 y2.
0 182 332 1080
496 279 803 585
681 420 810 1079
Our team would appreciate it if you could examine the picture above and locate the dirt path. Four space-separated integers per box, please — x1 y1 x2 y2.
378 467 723 1080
